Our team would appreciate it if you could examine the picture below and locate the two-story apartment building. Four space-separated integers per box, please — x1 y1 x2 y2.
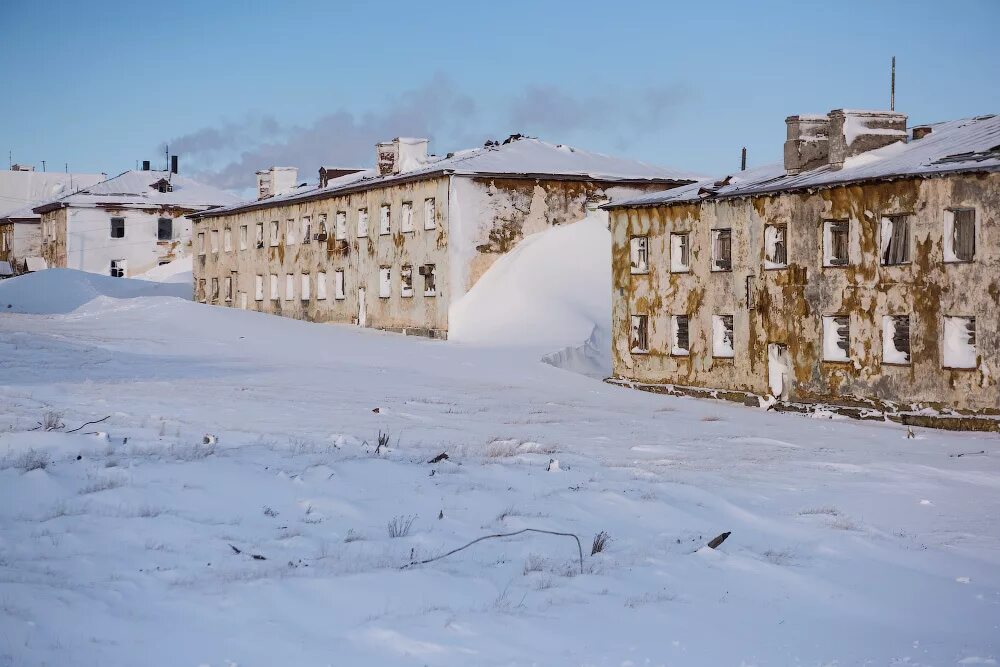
606 110 1000 417
190 135 696 338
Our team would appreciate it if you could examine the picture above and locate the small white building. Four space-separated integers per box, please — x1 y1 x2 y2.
34 168 239 278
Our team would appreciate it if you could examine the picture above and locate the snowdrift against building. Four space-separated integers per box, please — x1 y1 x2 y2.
448 212 612 377
0 268 190 315
135 255 193 285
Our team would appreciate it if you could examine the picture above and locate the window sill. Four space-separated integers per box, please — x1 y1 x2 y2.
821 359 852 365
630 349 649 355
671 351 690 357
943 259 975 265
822 263 850 269
879 262 912 267
712 355 734 360
943 365 977 372
630 270 650 276
763 265 788 271
670 268 690 274
402 293 413 299
881 361 911 367
711 268 733 273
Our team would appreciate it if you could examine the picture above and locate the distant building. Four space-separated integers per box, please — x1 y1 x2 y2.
190 135 697 337
33 165 239 278
605 110 1000 415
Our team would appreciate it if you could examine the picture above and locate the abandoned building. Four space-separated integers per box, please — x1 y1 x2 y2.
190 135 696 337
33 162 239 278
606 110 1000 415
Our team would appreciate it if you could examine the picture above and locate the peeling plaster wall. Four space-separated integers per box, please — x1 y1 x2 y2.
612 172 1000 412
11 221 42 266
0 222 11 265
40 209 68 269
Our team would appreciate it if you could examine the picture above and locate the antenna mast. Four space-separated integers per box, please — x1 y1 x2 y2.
890 56 896 111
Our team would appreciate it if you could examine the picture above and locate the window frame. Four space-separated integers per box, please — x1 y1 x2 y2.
334 270 346 300
110 217 125 239
881 314 911 366
763 224 788 270
378 266 392 298
401 265 414 297
669 233 690 273
357 208 369 238
401 201 414 233
823 219 850 268
316 271 327 300
379 204 391 236
157 217 173 242
423 198 436 231
254 275 264 301
822 315 851 363
629 236 649 275
942 315 977 370
880 214 911 266
110 258 127 278
239 225 248 250
712 314 735 358
630 314 649 354
671 314 690 356
944 208 976 263
711 228 733 272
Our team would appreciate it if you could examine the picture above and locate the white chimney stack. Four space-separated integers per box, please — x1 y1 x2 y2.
376 138 428 176
255 166 298 200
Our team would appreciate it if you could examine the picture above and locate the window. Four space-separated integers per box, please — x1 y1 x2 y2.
269 274 279 300
712 315 734 358
110 259 126 278
711 229 732 271
157 218 173 241
420 263 437 295
335 211 347 240
239 292 247 309
357 208 369 237
671 315 689 355
379 204 391 235
211 277 220 302
401 202 414 232
880 214 910 265
269 221 279 247
882 315 911 365
211 229 219 254
401 265 413 297
223 227 233 252
256 222 264 248
239 225 248 250
630 315 648 353
943 316 976 369
945 208 976 262
316 271 327 300
255 275 264 301
197 232 206 255
285 274 294 301
823 315 850 362
629 237 649 274
824 220 849 266
335 270 345 300
424 198 436 230
301 217 312 244
301 273 310 301
764 224 787 269
286 219 297 245
379 266 391 297
110 217 125 239
224 276 233 303
670 233 689 272
317 214 328 240
197 278 207 303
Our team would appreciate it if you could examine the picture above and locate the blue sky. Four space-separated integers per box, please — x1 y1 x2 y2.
1 0 998 190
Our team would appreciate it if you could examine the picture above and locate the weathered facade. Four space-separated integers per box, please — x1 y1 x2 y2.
608 111 1000 414
192 136 695 337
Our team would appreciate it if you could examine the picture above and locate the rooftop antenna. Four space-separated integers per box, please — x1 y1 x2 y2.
741 147 747 171
164 143 169 172
41 160 46 172
890 56 896 111
64 162 68 173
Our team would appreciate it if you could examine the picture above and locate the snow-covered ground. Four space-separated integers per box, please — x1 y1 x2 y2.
1 271 998 666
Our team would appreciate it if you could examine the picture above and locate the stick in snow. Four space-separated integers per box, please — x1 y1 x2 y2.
66 415 111 433
402 528 584 574
427 452 449 463
949 450 986 458
707 531 731 549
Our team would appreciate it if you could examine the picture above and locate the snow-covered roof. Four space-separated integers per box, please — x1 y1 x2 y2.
194 136 699 219
0 203 42 223
0 170 106 218
32 170 240 214
608 114 1000 209
23 256 47 272
0 261 13 276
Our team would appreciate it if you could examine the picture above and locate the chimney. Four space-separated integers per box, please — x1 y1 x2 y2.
827 109 907 170
142 160 150 171
783 115 830 175
376 137 429 176
912 126 933 140
255 166 298 200
171 155 178 174
319 166 365 188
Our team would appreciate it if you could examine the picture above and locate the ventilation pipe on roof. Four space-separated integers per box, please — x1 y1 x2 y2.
912 126 933 140
142 160 151 171
827 110 907 170
171 155 178 174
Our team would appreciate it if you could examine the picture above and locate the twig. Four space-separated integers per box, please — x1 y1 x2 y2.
949 450 985 458
66 415 110 433
402 528 584 574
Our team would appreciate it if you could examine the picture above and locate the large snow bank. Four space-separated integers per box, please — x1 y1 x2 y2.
448 213 611 376
135 255 193 284
0 268 189 315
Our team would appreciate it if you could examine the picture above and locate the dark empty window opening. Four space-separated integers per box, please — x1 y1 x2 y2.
157 218 173 241
883 315 911 364
110 259 126 278
110 217 125 239
672 315 689 354
419 263 437 296
764 225 787 267
951 209 976 262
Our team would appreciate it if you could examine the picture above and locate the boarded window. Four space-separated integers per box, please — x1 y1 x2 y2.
256 222 264 248
301 217 312 244
764 225 787 268
316 272 327 300
823 316 850 361
882 315 910 364
420 263 437 295
223 227 233 252
269 221 279 246
630 315 648 353
670 233 689 272
379 205 391 235
424 198 436 230
712 229 732 271
239 225 248 250
672 314 689 355
401 202 414 232
110 217 125 239
825 220 849 266
157 218 173 241
317 214 328 239
285 274 294 301
301 273 310 301
110 259 126 278
197 278 207 302
712 314 734 357
197 232 206 255
211 230 219 253
335 270 345 300
211 277 220 302
379 266 391 298
943 316 976 369
254 275 264 301
224 275 233 302
335 211 347 240
357 209 369 237
880 215 910 265
269 274 279 300
286 219 297 245
401 265 413 297
947 209 976 262
629 237 648 274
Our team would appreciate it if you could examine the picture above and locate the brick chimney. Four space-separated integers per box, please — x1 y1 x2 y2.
827 110 907 170
784 115 830 175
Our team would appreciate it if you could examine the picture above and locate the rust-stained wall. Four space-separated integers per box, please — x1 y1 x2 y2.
40 208 68 269
611 172 1000 412
0 222 11 265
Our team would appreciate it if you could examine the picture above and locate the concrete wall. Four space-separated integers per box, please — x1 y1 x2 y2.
12 221 42 266
611 172 1000 412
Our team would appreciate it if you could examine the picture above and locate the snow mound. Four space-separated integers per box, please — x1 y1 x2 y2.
0 268 190 315
136 255 193 284
448 213 612 372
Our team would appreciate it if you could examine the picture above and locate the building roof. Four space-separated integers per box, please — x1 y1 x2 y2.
0 170 106 218
193 136 701 219
0 203 43 224
607 114 1000 209
32 170 240 214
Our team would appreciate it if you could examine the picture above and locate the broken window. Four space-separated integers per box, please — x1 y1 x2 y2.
379 266 391 297
197 278 207 303
629 237 649 274
823 315 850 361
224 227 233 252
335 270 345 300
211 277 220 302
671 314 690 355
239 225 248 250
157 217 173 241
211 230 220 254
670 233 689 272
269 274 279 300
357 208 369 237
420 263 436 296
945 208 975 262
630 315 648 353
254 275 264 301
401 202 414 232
316 271 327 300
255 222 264 248
301 217 312 244
943 316 977 369
379 204 391 235
110 217 125 239
711 229 732 271
335 211 347 240
317 214 328 240
224 275 233 303
110 259 126 278
269 221 279 246
286 219 297 245
424 198 436 230
882 314 911 364
301 273 310 301
401 265 413 297
764 224 787 268
712 314 734 358
824 220 849 266
880 214 910 265
285 273 294 301
197 232 206 255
